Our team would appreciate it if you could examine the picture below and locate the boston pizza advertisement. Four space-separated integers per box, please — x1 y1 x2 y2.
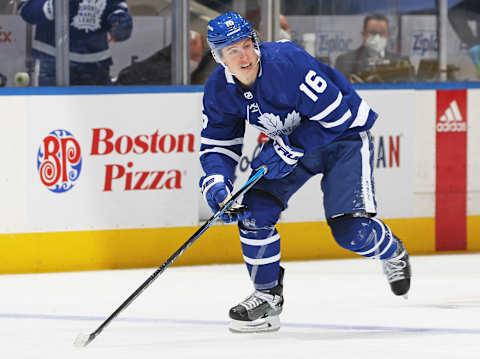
26 93 202 232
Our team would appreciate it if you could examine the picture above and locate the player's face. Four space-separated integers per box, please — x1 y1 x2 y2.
221 38 259 87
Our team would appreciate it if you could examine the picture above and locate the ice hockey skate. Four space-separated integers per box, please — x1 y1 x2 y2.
229 267 284 333
382 239 411 298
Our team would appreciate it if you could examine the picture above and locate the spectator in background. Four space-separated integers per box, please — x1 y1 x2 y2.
116 30 206 85
448 0 480 70
334 13 413 83
18 0 132 86
191 31 218 85
279 14 292 41
244 7 293 42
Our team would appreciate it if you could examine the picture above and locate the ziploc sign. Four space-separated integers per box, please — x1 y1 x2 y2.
435 90 467 251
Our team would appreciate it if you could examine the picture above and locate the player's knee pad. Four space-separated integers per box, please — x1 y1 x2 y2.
238 191 282 290
239 190 282 230
329 215 398 260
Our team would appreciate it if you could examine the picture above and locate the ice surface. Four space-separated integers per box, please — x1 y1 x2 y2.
1 254 479 359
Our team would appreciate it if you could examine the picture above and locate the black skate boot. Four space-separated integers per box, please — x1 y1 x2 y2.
229 266 284 333
382 239 411 298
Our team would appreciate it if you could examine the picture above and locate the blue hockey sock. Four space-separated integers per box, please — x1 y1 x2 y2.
239 225 281 290
238 190 283 290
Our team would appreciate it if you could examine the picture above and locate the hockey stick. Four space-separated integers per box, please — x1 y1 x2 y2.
73 165 267 348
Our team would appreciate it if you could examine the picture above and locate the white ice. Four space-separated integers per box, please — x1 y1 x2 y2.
1 254 479 359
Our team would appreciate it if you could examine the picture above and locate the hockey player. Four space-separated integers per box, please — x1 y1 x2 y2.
19 0 132 86
199 12 411 333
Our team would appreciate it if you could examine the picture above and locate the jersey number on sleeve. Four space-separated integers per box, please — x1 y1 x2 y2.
299 70 327 102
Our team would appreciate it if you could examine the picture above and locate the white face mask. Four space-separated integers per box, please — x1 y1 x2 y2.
189 59 200 74
365 34 387 55
279 28 291 41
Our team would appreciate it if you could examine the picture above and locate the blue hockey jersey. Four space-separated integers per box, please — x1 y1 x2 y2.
19 0 131 69
200 40 378 180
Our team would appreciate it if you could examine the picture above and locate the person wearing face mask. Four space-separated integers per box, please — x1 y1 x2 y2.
334 13 414 83
115 30 205 85
279 14 292 41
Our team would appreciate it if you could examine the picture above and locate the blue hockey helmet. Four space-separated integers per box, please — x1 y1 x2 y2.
207 12 260 65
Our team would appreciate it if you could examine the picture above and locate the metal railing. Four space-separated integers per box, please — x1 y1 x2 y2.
4 0 477 87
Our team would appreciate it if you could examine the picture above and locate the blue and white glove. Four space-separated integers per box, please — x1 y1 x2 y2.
107 11 133 42
251 134 304 179
468 45 480 68
200 174 250 223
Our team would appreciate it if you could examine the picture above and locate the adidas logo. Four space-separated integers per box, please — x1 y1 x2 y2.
437 100 466 132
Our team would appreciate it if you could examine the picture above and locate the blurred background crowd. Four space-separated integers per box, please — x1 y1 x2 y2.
0 0 478 87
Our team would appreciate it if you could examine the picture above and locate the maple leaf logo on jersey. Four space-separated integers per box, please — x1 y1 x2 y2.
254 110 301 138
71 0 107 33
283 110 302 134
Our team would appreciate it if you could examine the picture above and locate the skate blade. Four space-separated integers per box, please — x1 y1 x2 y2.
229 316 280 333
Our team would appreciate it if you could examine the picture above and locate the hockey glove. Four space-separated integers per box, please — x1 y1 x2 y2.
251 134 304 179
200 174 250 223
468 45 480 68
107 11 133 42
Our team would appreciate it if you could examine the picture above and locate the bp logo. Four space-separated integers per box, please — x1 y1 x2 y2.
37 129 82 193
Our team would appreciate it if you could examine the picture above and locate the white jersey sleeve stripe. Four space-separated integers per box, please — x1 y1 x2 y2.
309 91 343 121
243 253 281 265
318 109 352 128
240 233 280 246
201 137 244 146
199 147 241 163
349 100 371 128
